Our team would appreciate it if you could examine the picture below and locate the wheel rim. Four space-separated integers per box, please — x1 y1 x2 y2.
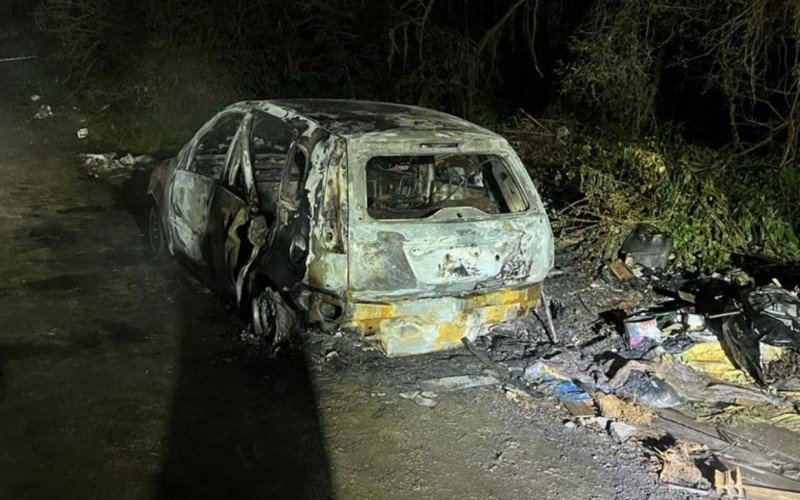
251 290 295 347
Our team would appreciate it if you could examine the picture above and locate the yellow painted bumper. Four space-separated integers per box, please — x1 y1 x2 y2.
344 284 541 356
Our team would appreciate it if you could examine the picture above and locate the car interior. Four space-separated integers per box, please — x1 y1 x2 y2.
365 154 528 219
248 112 295 214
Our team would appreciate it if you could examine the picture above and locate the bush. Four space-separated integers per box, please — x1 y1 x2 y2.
511 116 800 271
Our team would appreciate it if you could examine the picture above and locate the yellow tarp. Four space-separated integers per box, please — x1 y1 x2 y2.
676 341 754 386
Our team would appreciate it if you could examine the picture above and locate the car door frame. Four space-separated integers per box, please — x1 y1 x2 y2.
204 111 266 302
257 136 315 291
166 110 246 277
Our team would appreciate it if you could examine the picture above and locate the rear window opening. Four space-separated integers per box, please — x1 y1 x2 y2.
366 154 528 219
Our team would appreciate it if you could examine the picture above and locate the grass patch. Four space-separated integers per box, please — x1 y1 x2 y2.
73 44 245 156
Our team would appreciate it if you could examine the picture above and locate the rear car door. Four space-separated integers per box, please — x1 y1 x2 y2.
168 112 244 269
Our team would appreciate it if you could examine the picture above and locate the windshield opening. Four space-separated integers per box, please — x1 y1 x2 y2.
365 154 528 219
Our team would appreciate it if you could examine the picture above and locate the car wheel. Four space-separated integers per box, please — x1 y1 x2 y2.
251 288 296 347
148 203 166 256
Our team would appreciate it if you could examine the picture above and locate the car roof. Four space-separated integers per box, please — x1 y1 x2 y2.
248 99 498 140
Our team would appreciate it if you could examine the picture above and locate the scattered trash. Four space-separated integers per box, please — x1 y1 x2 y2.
715 466 800 499
623 315 662 348
617 372 681 408
547 378 592 403
80 152 151 179
30 94 41 102
608 259 634 282
418 374 500 393
82 153 120 178
118 152 136 167
519 360 596 416
678 289 697 304
686 328 717 343
682 313 705 331
133 154 155 165
656 444 704 488
77 128 89 139
503 386 538 409
414 394 437 407
677 340 753 386
453 252 800 494
715 285 800 385
595 393 654 424
620 225 673 269
399 390 438 407
34 104 52 119
522 361 548 381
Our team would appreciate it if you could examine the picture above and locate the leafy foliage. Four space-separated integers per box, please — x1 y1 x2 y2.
511 117 800 270
563 0 800 164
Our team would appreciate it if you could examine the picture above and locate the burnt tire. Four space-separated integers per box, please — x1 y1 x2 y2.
251 289 296 347
148 203 166 256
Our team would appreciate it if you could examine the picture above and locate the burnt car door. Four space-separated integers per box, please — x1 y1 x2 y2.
206 111 296 304
204 113 252 301
258 139 313 290
168 111 245 275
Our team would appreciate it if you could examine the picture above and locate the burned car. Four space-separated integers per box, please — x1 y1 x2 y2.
147 100 554 356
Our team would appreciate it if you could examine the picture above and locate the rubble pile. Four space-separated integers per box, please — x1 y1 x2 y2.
79 152 154 179
393 227 800 496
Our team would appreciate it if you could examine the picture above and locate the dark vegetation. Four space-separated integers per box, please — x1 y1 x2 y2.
20 0 800 270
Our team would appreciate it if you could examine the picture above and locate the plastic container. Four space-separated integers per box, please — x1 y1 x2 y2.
623 315 662 347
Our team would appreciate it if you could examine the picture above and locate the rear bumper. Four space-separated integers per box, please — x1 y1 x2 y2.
309 283 541 356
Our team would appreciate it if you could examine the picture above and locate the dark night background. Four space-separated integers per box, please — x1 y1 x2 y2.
0 0 744 143
3 0 800 270
3 2 800 499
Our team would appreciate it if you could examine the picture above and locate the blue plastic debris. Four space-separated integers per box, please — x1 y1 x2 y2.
544 379 593 403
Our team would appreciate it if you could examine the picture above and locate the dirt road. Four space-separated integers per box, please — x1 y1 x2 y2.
0 90 678 498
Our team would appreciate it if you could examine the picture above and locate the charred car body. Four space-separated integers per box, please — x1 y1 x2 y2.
148 100 554 356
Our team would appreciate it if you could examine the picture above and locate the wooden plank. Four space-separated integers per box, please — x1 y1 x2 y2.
609 259 634 281
716 467 800 499
563 400 596 418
